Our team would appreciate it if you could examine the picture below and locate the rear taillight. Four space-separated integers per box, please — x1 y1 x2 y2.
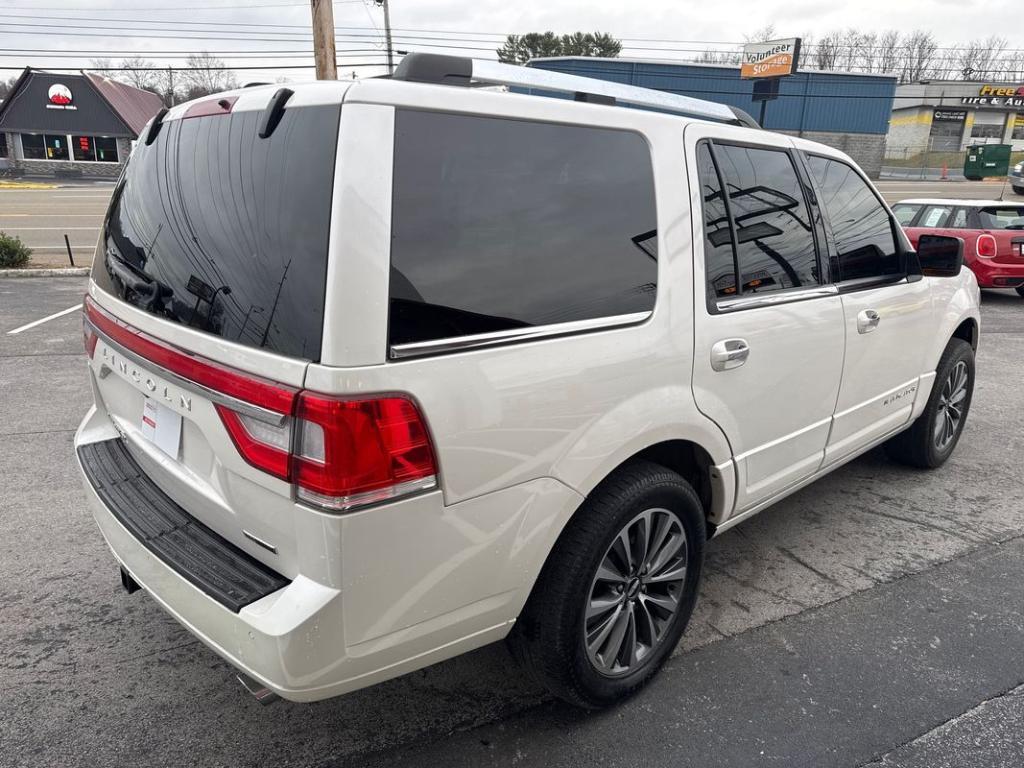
82 304 98 359
83 296 438 512
292 394 437 511
976 233 998 258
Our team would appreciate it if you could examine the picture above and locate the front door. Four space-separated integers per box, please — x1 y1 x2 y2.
686 126 845 513
802 154 932 464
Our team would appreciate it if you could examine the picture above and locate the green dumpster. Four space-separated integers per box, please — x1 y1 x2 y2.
964 143 1012 180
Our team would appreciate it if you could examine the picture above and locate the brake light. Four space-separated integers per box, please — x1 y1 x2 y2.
83 296 437 511
977 233 998 258
293 394 437 511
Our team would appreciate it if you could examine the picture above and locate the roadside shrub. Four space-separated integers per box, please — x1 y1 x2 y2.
0 231 31 268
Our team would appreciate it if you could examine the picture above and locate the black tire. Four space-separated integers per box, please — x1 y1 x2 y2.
1015 286 1024 298
508 460 705 708
1012 185 1024 196
885 338 974 469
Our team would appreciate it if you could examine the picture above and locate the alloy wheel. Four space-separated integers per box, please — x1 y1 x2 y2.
934 360 969 451
584 507 688 678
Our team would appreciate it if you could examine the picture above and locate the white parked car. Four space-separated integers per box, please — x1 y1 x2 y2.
76 54 981 709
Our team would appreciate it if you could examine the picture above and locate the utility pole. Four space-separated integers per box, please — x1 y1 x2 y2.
310 0 337 80
374 0 394 74
166 66 175 106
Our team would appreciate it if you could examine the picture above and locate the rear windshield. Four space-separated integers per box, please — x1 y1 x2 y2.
978 206 1024 230
92 103 341 361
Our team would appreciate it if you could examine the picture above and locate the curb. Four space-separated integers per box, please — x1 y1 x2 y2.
0 267 89 278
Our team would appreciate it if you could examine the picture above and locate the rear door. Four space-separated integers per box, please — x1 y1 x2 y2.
687 125 845 513
803 153 933 465
85 91 344 574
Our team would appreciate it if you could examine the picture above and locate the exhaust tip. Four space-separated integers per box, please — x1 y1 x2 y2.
236 673 280 705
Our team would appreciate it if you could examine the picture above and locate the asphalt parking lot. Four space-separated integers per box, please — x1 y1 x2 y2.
2 271 1024 768
0 179 1021 269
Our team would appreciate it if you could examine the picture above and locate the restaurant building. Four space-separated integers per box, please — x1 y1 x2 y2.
0 68 163 178
887 81 1024 154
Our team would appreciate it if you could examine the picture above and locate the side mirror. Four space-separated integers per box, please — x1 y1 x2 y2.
916 234 963 277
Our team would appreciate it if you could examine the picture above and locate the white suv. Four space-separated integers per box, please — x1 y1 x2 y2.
75 54 981 709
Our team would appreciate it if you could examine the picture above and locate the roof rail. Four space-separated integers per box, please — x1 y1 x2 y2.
392 53 758 128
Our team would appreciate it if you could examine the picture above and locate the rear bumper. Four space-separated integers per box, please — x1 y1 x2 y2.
969 259 1024 288
75 407 581 702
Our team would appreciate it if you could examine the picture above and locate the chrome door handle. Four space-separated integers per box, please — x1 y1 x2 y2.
710 338 749 371
857 309 880 334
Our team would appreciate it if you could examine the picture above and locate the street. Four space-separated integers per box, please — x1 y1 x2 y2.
1 179 1022 269
2 266 1024 766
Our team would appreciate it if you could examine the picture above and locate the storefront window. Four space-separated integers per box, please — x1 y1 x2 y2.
72 135 97 162
95 137 119 163
971 113 1006 140
44 134 69 161
0 133 7 159
1012 115 1024 141
21 133 46 160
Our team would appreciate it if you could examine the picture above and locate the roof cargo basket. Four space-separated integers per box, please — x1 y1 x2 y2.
392 53 759 128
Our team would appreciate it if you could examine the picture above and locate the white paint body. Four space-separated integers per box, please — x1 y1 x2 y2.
75 76 981 702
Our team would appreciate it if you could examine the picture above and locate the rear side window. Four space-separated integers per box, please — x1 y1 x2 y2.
950 208 969 228
388 111 657 346
697 142 819 300
919 205 952 228
978 206 1024 230
892 204 921 226
92 104 341 360
696 143 736 298
807 156 900 283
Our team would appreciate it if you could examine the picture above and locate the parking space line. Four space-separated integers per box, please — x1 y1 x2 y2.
7 304 81 335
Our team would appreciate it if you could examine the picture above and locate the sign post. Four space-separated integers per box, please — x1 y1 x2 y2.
740 38 801 128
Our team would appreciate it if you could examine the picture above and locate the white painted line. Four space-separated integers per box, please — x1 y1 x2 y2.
7 304 81 335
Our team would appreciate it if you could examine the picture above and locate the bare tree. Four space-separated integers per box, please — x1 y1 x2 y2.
814 31 842 70
88 58 113 72
118 56 159 91
744 24 777 43
900 30 938 82
181 52 238 98
876 30 901 75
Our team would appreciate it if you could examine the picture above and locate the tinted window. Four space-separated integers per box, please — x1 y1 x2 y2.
892 204 921 226
807 156 900 282
45 134 69 161
919 205 952 228
696 143 736 298
706 143 819 297
91 104 340 360
95 136 119 163
21 133 45 160
978 206 1024 230
72 135 96 162
389 111 657 346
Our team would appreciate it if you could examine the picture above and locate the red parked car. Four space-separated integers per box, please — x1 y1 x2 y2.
893 199 1024 296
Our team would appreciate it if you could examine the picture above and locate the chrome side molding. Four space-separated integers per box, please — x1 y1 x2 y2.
389 311 652 360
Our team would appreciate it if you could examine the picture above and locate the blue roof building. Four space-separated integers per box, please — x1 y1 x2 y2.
527 57 897 178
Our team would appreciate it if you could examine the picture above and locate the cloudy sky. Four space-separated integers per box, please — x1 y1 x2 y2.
1 0 1019 83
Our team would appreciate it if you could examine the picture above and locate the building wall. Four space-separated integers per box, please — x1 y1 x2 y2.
885 107 933 155
528 58 897 135
5 134 130 178
777 129 887 178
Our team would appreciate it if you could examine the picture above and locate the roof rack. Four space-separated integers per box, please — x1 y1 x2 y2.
392 53 759 129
